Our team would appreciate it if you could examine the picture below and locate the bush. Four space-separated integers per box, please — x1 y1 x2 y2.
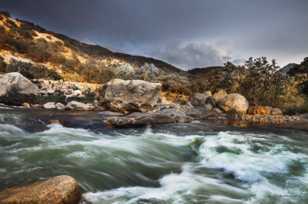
6 59 62 80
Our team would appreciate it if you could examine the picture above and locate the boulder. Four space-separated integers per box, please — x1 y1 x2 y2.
104 108 193 127
219 93 249 114
213 90 228 103
0 72 40 105
66 101 95 111
0 175 81 204
100 79 161 113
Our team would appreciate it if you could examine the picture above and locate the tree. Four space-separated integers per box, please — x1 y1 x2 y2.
241 57 287 106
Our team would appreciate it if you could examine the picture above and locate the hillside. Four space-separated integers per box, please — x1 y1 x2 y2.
0 11 187 87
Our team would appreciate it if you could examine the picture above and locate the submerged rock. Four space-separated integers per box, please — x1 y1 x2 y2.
100 79 161 113
219 93 249 114
0 175 81 204
0 72 40 105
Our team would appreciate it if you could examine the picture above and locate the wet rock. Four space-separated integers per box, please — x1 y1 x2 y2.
100 79 161 113
219 93 249 114
0 72 40 105
0 175 81 204
104 108 193 127
66 101 95 111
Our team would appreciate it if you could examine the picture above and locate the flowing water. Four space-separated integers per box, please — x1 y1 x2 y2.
1 110 308 204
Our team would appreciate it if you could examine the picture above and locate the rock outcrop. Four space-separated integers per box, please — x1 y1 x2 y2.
0 72 40 105
218 93 249 114
100 79 161 113
0 175 81 204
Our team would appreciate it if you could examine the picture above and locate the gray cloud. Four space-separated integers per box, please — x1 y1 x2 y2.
1 0 308 68
149 41 231 69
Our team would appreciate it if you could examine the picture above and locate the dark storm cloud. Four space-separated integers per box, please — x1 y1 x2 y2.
1 0 308 68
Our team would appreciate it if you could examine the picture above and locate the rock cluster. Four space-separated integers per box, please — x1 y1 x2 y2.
0 176 81 204
191 90 249 115
34 79 99 103
0 72 302 127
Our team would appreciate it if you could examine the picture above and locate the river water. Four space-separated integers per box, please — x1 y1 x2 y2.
1 110 308 204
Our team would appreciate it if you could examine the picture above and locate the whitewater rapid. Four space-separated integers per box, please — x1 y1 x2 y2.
1 117 308 204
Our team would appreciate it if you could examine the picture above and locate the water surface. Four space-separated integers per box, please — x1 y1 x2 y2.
1 110 308 204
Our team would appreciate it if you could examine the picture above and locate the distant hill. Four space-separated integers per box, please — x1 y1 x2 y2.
287 58 308 76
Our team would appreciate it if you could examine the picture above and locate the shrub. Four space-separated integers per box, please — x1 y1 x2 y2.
6 59 62 80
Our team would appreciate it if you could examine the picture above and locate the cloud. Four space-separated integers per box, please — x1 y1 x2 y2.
150 41 232 70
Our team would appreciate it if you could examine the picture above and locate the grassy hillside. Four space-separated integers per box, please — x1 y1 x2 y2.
0 11 186 85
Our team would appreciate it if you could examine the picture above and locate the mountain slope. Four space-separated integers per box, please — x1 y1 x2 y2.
0 11 187 85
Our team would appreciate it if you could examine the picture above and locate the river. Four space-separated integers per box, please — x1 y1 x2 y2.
1 109 308 204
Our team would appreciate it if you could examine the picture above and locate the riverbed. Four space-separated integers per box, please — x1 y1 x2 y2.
1 110 308 204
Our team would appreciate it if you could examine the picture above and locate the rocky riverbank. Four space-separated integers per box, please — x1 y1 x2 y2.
0 72 305 129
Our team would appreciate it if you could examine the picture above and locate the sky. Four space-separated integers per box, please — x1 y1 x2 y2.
1 0 308 69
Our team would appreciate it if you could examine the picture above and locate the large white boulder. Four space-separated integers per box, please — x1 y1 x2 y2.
101 79 161 113
0 72 40 105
